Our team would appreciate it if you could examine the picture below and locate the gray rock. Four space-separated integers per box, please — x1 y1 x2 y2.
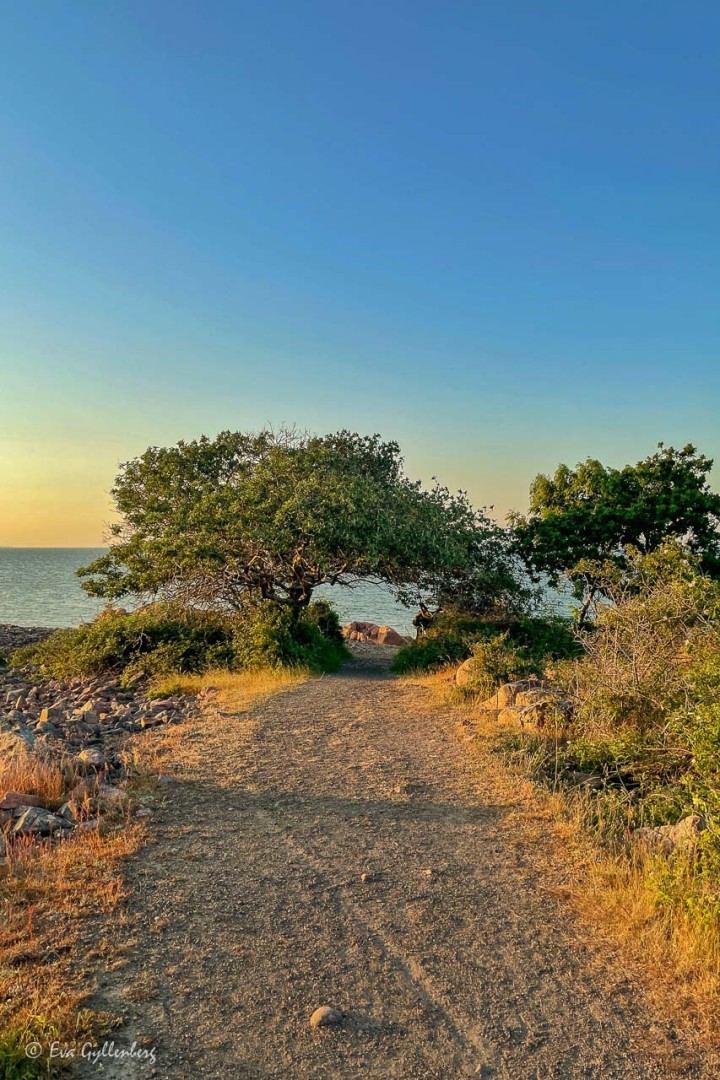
96 783 129 808
38 706 64 725
0 729 35 758
57 800 82 823
13 806 73 837
633 814 706 856
35 720 62 737
77 747 106 771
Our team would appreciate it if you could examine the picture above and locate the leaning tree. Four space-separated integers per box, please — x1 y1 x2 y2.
79 428 524 615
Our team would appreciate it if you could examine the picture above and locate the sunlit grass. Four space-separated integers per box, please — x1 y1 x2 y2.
148 665 309 711
0 755 144 1076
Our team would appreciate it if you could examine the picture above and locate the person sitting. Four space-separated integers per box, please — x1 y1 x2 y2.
412 602 435 638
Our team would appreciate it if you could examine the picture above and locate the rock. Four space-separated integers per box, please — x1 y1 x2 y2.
0 730 35 759
35 721 62 737
38 706 64 725
0 791 43 810
485 679 542 709
77 747 106 771
57 800 82 823
75 710 100 727
13 806 73 837
4 710 29 725
140 714 165 729
342 622 409 646
96 783 129 808
565 770 604 791
78 698 104 714
515 687 554 708
309 1006 343 1029
376 626 409 646
77 817 102 833
633 814 706 856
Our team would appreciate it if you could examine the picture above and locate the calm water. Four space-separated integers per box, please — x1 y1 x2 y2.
0 548 418 633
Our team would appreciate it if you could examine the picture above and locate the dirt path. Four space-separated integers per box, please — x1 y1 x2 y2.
77 648 709 1079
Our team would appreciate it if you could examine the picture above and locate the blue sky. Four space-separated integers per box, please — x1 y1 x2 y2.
1 2 719 543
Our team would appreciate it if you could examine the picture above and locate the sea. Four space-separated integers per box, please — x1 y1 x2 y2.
0 548 419 635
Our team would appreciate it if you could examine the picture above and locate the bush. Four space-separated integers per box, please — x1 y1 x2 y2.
13 600 349 682
390 632 470 674
12 605 235 683
391 613 578 674
460 633 542 698
507 551 720 938
231 600 348 672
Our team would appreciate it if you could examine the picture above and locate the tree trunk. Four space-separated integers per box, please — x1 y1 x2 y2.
577 582 598 628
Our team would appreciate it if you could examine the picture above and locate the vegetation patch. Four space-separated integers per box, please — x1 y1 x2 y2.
0 754 145 1078
419 544 720 1045
391 613 578 675
12 599 348 684
12 605 235 684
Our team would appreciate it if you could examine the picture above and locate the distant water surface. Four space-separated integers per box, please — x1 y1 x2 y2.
0 548 418 633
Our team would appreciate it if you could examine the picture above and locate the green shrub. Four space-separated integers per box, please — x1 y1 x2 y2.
12 605 235 683
391 613 578 674
231 601 348 673
13 600 348 682
391 633 470 674
460 633 542 697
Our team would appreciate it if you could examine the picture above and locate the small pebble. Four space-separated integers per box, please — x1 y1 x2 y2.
309 1006 343 1029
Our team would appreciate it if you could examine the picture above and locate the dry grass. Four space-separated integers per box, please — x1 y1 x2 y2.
149 665 309 711
0 755 145 1076
405 666 720 1057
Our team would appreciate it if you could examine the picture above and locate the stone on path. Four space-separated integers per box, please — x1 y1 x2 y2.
309 1006 343 1029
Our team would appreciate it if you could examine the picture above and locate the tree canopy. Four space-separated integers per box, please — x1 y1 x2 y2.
79 429 523 615
510 444 720 624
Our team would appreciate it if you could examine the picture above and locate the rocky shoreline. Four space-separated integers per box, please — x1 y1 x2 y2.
0 623 55 655
0 624 198 844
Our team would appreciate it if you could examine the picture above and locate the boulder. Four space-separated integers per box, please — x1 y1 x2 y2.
455 658 486 689
342 621 409 646
376 626 409 646
483 679 542 709
77 747 106 771
35 720 62 737
57 800 82 823
13 806 73 837
0 730 35 760
633 814 706 856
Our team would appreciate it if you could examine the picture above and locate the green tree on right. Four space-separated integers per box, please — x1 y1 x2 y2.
509 444 720 626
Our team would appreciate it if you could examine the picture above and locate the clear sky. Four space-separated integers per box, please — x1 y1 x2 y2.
1 2 719 545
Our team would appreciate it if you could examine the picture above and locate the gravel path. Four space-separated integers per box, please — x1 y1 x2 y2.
77 647 709 1079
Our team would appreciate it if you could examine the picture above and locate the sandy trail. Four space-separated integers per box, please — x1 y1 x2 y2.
76 647 708 1079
